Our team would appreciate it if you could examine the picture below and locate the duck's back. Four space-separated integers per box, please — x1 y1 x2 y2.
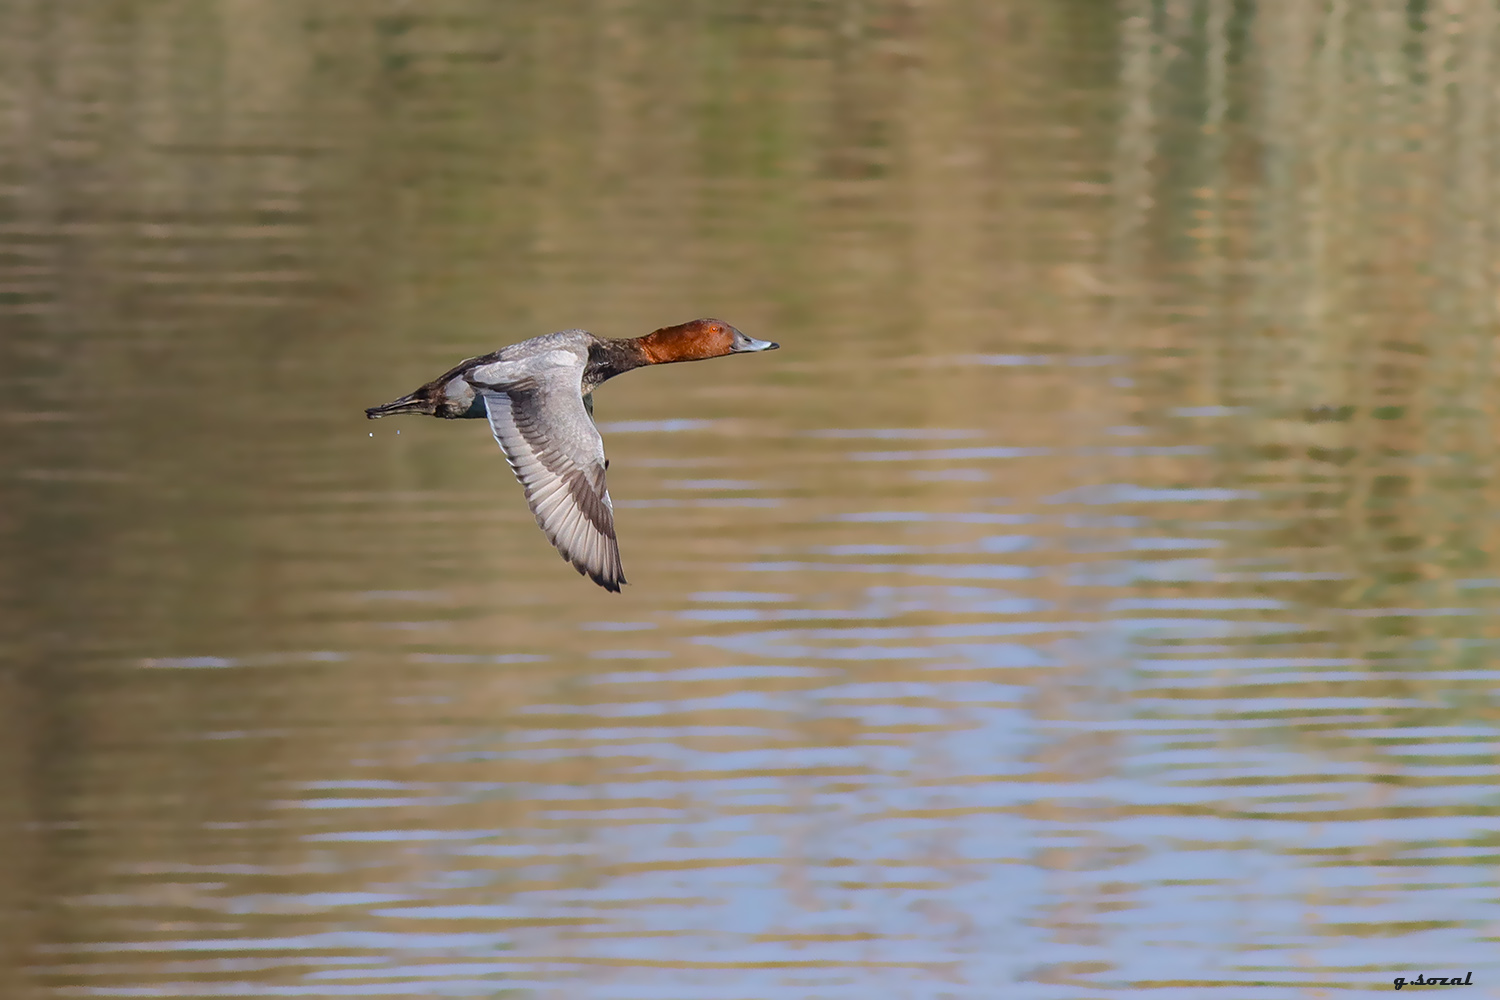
466 329 594 388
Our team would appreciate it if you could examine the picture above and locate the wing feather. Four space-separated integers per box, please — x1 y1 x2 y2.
476 369 625 592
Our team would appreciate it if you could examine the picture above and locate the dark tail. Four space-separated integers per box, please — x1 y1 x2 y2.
365 390 434 419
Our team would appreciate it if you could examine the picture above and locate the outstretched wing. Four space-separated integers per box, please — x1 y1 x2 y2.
477 374 625 592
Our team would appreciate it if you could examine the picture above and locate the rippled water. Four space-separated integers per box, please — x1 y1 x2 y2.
4 2 1500 998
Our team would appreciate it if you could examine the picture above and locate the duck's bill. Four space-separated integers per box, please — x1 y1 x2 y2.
731 331 780 353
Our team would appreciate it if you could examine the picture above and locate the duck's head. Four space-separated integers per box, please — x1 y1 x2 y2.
639 318 778 363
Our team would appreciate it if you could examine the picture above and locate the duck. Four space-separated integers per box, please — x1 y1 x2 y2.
366 318 779 592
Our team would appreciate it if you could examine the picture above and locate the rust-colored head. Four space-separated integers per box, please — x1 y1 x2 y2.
637 318 778 364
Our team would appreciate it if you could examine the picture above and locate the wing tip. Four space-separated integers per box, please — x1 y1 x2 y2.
582 564 626 593
564 550 626 593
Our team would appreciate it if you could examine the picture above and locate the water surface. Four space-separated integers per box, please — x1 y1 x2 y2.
3 2 1499 998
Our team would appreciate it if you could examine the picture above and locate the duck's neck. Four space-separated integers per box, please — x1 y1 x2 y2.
583 337 655 393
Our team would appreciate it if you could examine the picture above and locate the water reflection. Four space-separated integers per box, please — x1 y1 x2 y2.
3 1 1500 998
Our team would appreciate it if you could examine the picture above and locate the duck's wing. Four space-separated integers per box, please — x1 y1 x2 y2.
471 360 625 592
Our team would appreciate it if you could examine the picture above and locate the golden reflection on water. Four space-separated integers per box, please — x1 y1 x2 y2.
3 2 1500 998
